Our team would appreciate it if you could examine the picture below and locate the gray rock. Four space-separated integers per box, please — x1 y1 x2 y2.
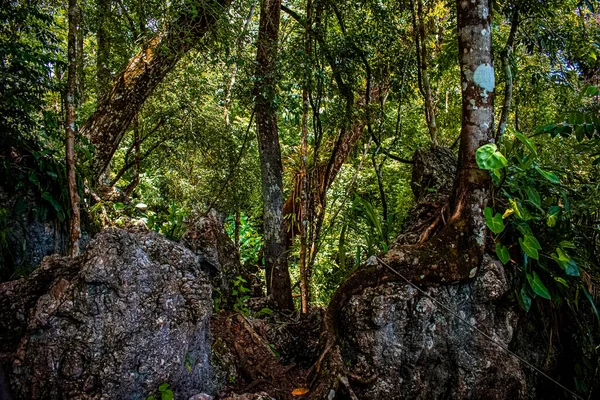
182 211 258 308
1 227 213 400
340 255 526 399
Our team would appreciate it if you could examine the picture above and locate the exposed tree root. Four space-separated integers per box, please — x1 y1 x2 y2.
308 220 484 398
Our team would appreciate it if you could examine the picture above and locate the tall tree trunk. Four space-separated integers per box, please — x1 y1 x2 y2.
66 0 81 257
96 0 111 101
411 0 438 147
298 0 313 315
76 5 85 104
449 0 494 257
254 0 293 311
496 7 519 141
84 0 231 181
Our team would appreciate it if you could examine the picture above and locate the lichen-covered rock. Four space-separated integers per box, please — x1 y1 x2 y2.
1 227 213 400
339 255 526 399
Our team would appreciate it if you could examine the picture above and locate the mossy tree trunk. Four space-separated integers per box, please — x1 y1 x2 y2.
84 0 231 182
254 0 293 311
66 0 81 257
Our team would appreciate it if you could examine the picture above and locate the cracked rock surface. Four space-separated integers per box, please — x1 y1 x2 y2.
1 227 213 400
339 255 526 399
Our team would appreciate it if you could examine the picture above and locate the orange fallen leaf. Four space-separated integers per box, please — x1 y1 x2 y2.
291 387 310 396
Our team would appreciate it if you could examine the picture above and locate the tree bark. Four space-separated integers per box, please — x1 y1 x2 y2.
254 0 293 311
84 0 231 181
76 5 85 104
298 0 312 315
66 0 81 257
496 7 519 141
450 0 495 254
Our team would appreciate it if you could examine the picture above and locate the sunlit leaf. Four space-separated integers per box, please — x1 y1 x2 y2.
476 143 508 170
534 166 560 184
484 207 505 234
519 235 541 260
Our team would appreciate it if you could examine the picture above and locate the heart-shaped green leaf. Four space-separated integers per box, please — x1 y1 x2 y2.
547 206 561 227
484 207 505 234
527 271 551 300
476 143 508 170
519 235 541 260
495 243 510 264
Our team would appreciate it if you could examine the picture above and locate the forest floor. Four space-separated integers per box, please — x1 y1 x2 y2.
212 309 323 400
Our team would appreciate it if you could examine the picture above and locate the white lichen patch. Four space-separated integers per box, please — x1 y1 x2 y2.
473 63 494 94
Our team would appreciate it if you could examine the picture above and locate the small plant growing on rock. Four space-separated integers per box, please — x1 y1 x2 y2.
146 383 174 400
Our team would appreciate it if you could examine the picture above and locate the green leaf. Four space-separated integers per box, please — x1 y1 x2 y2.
519 286 532 312
519 235 541 260
513 130 538 157
554 277 569 287
534 166 560 184
527 271 551 300
582 287 600 326
509 199 523 219
585 85 599 97
495 243 510 264
523 187 541 209
484 207 505 234
158 383 169 392
28 170 40 186
547 206 561 227
559 240 575 249
476 144 508 170
551 248 580 276
42 192 65 222
162 389 174 400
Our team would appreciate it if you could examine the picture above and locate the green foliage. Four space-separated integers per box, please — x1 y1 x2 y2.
476 144 508 171
225 214 263 266
232 276 251 316
481 126 597 311
0 1 61 138
146 382 174 400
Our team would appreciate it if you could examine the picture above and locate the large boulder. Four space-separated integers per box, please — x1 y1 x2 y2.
0 227 213 400
339 255 526 399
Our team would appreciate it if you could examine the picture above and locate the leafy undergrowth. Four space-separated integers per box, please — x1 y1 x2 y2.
211 310 322 399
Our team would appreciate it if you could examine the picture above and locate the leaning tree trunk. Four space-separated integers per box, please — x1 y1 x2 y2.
254 0 293 311
66 0 81 257
84 0 231 181
309 0 495 397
